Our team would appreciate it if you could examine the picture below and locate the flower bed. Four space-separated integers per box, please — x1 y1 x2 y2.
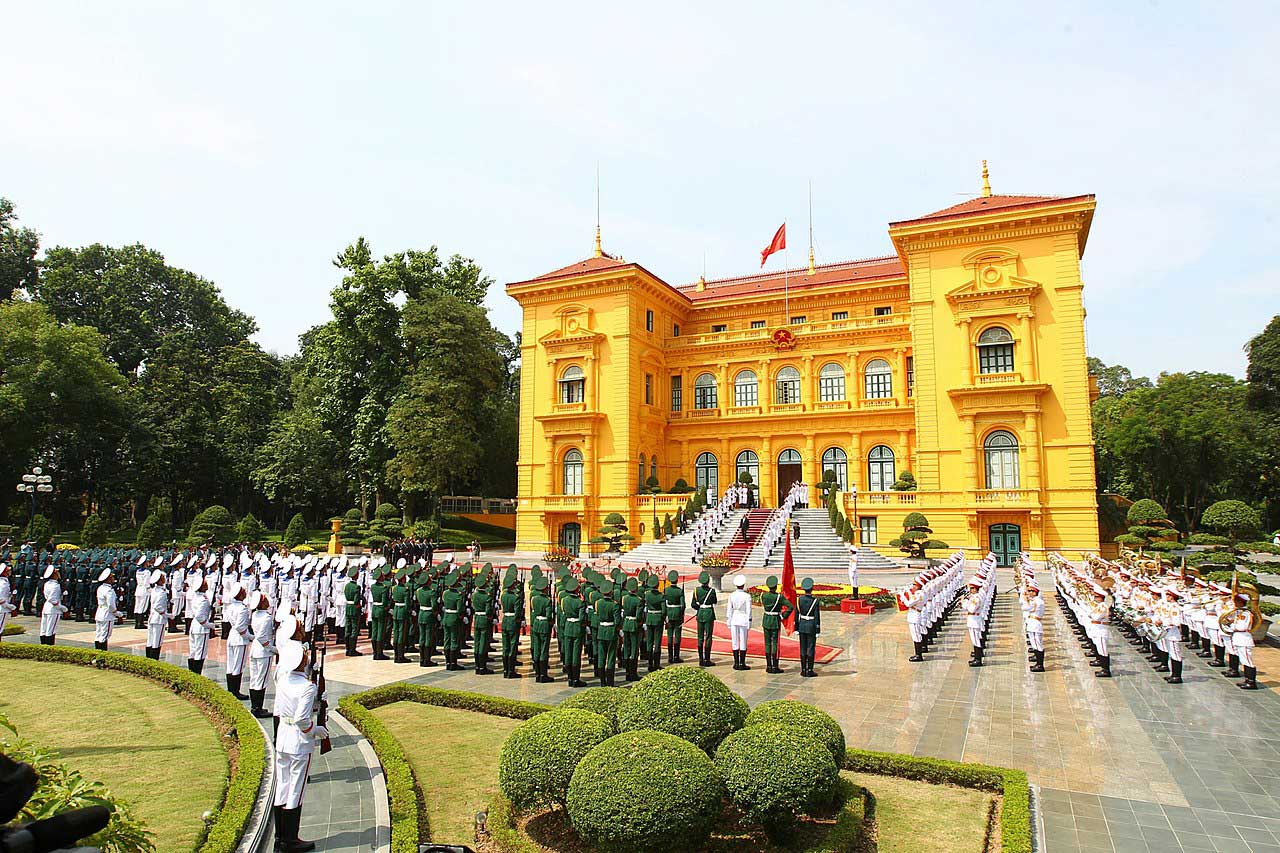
748 583 890 610
699 549 732 569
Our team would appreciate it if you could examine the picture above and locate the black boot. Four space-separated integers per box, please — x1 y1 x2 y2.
251 689 272 719
1226 655 1242 678
569 664 586 688
773 652 785 674
1240 666 1259 690
1198 637 1212 658
227 673 248 700
286 807 315 852
909 641 923 663
272 805 284 851
1030 649 1045 673
1165 658 1183 684
1155 651 1169 672
969 647 983 667
188 659 199 673
1210 645 1225 667
1095 655 1111 678
740 651 751 671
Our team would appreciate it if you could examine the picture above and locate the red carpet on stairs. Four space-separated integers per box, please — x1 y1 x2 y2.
725 508 774 569
678 613 841 663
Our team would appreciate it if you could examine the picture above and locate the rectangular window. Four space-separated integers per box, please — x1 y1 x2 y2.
819 372 845 402
673 323 680 337
831 311 848 321
979 343 1015 374
645 309 654 332
712 324 728 333
874 306 893 316
694 382 717 409
670 375 682 411
906 356 914 397
750 320 766 329
560 378 585 404
789 315 806 325
865 371 892 399
860 517 878 545
734 380 758 407
644 373 653 405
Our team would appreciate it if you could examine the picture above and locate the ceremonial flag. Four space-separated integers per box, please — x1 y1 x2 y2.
781 519 797 635
760 223 787 267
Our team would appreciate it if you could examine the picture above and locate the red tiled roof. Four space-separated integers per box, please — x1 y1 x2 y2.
891 193 1095 227
523 254 631 283
675 256 904 302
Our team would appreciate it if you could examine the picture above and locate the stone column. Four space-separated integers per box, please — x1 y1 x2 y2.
761 436 774 508
804 434 818 505
959 319 973 385
1023 411 1042 490
962 415 978 490
1018 313 1037 381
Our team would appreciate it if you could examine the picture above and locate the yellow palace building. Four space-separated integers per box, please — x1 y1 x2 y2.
506 170 1101 565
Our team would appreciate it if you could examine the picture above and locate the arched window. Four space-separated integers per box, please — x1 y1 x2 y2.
559 365 585 403
822 447 848 491
776 366 801 404
694 373 718 409
984 430 1021 488
778 448 801 465
868 445 895 491
864 359 892 399
819 362 845 402
735 450 759 486
695 452 718 495
977 326 1015 375
563 448 584 495
638 453 646 490
650 455 658 485
734 369 759 407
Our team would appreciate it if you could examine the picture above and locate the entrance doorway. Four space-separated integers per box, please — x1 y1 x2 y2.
560 522 581 556
988 523 1022 567
777 449 802 505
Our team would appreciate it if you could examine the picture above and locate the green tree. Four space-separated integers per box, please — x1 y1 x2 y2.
894 512 933 559
282 513 308 549
0 198 40 302
1087 356 1152 398
24 513 52 545
188 505 235 546
80 513 108 547
136 513 165 549
891 471 917 491
251 404 343 521
1115 498 1175 552
236 513 266 544
1246 316 1280 412
1201 500 1261 545
591 512 634 552
211 341 281 512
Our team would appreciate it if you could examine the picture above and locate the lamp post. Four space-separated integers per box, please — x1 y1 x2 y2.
15 465 54 541
849 484 859 546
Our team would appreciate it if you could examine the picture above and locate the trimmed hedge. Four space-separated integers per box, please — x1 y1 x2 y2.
567 730 725 851
844 748 1031 853
338 682 554 853
3 623 25 636
616 665 745 754
498 709 613 811
714 722 839 837
745 699 846 764
557 686 628 730
0 643 266 853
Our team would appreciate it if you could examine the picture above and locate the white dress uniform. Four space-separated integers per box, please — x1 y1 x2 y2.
187 586 214 673
0 568 15 639
40 575 69 643
225 595 251 678
146 574 172 657
94 578 122 647
726 578 752 652
133 564 151 626
271 641 327 848
249 605 276 691
1025 591 1045 652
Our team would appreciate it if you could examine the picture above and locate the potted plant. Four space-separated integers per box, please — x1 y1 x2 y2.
543 546 574 567
699 549 733 589
890 512 947 569
590 512 635 553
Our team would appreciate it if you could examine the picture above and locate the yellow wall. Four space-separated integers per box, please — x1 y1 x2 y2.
507 193 1101 561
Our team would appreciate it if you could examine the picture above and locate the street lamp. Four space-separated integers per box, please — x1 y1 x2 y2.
849 484 859 545
15 465 54 540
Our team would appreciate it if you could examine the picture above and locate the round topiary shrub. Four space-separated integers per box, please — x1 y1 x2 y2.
745 699 846 764
567 730 725 851
559 687 628 731
498 708 612 812
714 722 839 838
616 666 745 754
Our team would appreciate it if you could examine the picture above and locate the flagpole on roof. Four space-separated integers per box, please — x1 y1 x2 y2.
808 180 815 276
594 161 603 257
784 221 789 321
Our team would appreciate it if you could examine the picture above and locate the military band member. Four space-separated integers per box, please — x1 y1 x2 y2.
1088 587 1112 678
187 574 214 675
691 571 719 667
964 580 984 667
93 568 123 651
663 569 685 664
760 576 793 674
796 577 821 677
225 584 251 699
39 565 69 645
1023 582 1046 672
1223 593 1260 690
727 573 752 670
145 569 171 659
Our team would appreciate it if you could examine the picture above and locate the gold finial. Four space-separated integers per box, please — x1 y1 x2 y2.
808 247 815 276
594 225 603 258
981 160 992 198
696 275 706 292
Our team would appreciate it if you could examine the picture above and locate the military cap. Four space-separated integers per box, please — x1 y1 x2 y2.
667 569 679 583
698 571 710 585
801 577 814 591
564 575 579 593
648 575 660 589
532 576 548 592
625 577 638 592
766 575 778 588
598 579 613 596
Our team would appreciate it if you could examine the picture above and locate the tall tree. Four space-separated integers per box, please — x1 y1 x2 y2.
211 341 282 512
1246 315 1280 412
0 198 40 302
1087 356 1152 398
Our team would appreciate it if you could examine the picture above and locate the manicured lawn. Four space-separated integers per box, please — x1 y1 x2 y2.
0 658 230 853
372 701 522 845
844 770 996 852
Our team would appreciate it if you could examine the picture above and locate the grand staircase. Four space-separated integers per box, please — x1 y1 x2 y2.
741 508 901 572
620 509 749 567
725 509 774 569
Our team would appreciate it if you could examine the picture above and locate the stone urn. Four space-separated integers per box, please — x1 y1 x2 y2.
327 518 343 556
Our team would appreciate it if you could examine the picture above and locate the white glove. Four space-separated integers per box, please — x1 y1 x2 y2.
311 725 330 741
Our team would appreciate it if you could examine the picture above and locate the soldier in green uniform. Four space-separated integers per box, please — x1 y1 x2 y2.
441 571 464 669
344 566 364 657
663 569 686 664
636 569 650 661
561 575 587 687
416 566 437 667
369 567 390 660
691 571 718 667
797 577 821 678
500 567 523 678
620 576 642 681
471 568 495 675
556 569 570 674
760 575 794 673
592 579 619 686
391 565 411 663
530 574 554 683
644 575 665 672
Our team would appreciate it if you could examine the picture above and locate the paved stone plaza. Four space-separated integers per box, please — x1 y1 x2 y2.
14 564 1280 853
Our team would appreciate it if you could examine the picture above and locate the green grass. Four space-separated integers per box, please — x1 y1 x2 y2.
372 701 522 844
0 658 230 853
843 770 996 852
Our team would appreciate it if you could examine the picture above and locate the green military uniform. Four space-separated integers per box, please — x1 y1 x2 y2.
797 577 821 678
663 569 686 664
344 567 364 657
561 575 587 687
500 567 523 679
760 575 795 673
636 570 650 660
416 569 437 667
370 570 390 660
620 577 642 681
530 573 554 683
471 572 494 675
643 576 666 672
441 572 464 669
391 569 411 663
593 579 619 686
556 570 569 673
691 571 718 667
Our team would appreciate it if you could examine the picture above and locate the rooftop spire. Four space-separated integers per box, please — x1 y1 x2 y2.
981 160 992 198
593 162 603 257
808 180 815 275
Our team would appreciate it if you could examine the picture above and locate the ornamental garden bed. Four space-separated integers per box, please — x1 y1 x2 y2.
341 673 1029 853
748 583 894 610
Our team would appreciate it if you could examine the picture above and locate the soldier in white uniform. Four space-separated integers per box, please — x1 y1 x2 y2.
39 565 69 645
93 567 123 651
1087 587 1112 678
1023 582 1045 672
964 579 984 667
169 556 186 634
133 556 151 629
248 591 275 719
0 563 16 640
847 545 859 601
1224 593 1260 690
186 575 214 676
145 569 172 659
272 637 326 852
1160 588 1184 684
224 583 251 699
726 574 752 670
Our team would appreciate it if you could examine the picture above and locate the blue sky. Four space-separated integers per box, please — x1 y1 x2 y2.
4 2 1276 379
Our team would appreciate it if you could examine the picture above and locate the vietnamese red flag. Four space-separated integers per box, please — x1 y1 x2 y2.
760 223 786 267
781 524 798 635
